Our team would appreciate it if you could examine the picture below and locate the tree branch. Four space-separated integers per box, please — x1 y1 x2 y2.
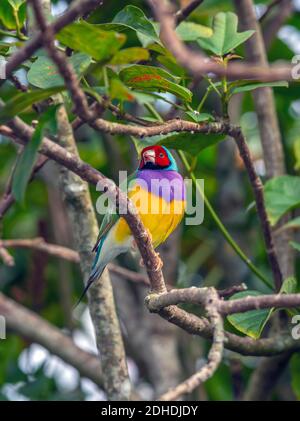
2 121 300 357
5 0 104 81
29 0 131 400
233 0 293 285
146 287 300 315
0 237 150 286
3 114 166 294
174 0 204 25
157 288 224 401
148 0 293 81
228 126 283 289
0 117 282 289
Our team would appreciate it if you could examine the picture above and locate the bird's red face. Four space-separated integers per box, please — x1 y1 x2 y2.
139 145 171 170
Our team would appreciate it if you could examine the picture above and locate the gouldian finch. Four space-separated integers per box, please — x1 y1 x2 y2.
80 145 186 300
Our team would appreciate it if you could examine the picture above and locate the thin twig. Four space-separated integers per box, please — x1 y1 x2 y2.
0 247 14 266
175 0 204 25
259 0 285 22
0 237 150 286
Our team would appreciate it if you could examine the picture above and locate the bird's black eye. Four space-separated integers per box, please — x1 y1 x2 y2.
159 153 164 158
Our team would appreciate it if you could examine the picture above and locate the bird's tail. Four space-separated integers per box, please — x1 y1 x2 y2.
73 266 105 309
74 235 108 308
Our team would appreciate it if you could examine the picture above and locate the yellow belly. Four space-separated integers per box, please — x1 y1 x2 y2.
114 187 185 248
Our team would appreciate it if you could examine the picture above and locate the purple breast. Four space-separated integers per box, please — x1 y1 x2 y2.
136 170 186 202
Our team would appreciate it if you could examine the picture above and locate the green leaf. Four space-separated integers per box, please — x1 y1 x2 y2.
7 0 25 10
160 133 224 154
56 22 126 61
109 47 149 65
227 290 273 339
230 80 288 95
280 277 297 294
0 42 11 54
280 276 300 316
157 55 186 77
128 91 156 105
197 12 255 56
294 138 300 171
290 241 300 253
132 132 225 155
120 65 192 102
185 111 214 123
290 353 300 400
280 216 300 231
0 86 64 124
12 106 58 203
109 78 135 102
176 22 212 41
0 0 26 30
120 64 179 82
112 5 160 45
27 53 91 89
264 175 300 225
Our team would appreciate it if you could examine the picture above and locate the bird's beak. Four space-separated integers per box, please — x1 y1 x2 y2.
143 149 156 164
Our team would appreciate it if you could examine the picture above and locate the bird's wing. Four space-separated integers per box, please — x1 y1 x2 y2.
92 171 137 252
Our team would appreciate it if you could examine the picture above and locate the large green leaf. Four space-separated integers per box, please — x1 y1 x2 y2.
109 47 149 65
56 22 126 61
227 290 273 339
0 0 26 30
112 5 160 45
132 131 225 155
290 353 300 400
176 22 212 41
197 12 255 56
230 81 288 96
120 65 192 102
264 175 300 225
12 106 58 203
0 86 64 124
27 53 91 89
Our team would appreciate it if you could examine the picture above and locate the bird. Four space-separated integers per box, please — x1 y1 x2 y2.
78 145 186 303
